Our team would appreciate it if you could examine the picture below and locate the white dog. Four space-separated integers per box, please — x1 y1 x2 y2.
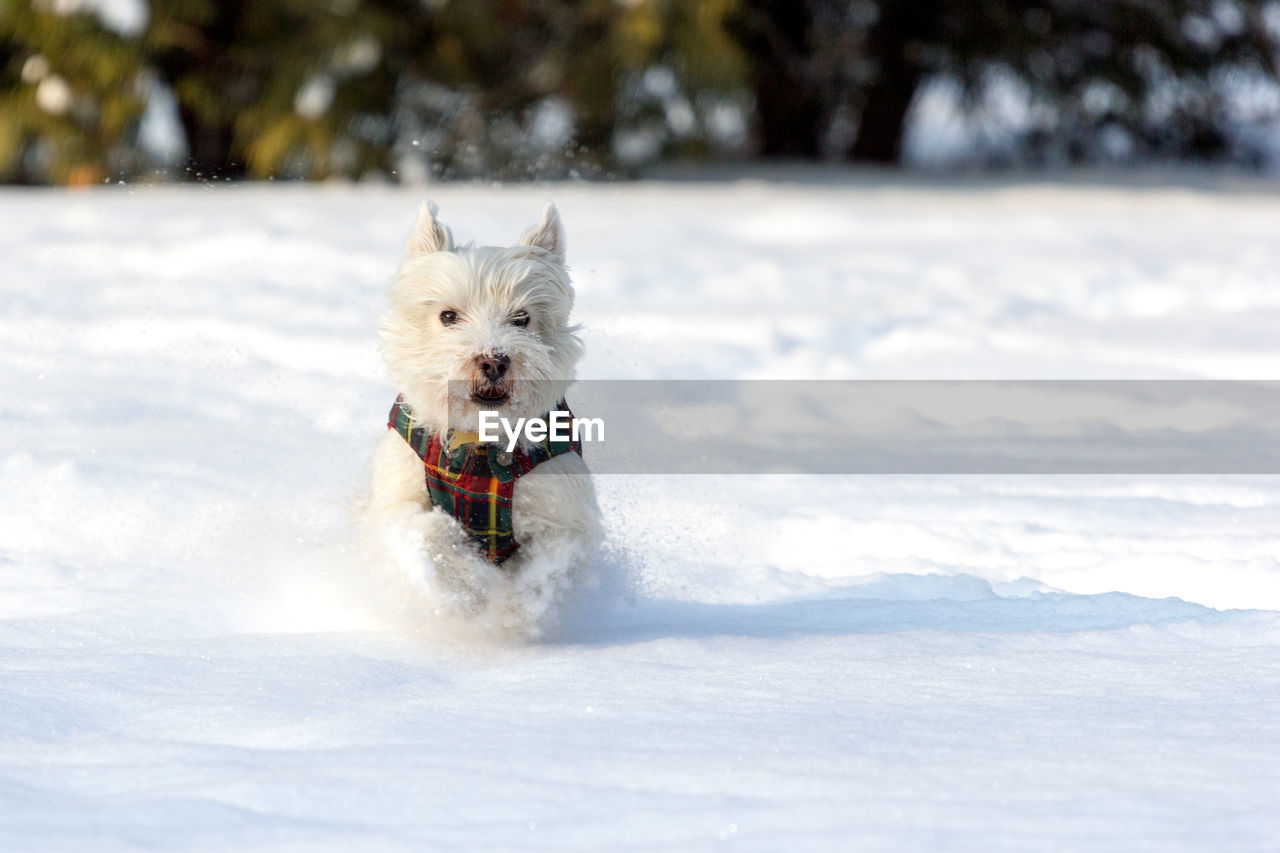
364 202 601 635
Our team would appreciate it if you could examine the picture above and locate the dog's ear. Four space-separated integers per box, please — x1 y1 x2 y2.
406 201 453 256
519 203 565 264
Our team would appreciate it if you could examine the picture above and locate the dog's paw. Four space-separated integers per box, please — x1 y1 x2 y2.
415 508 505 615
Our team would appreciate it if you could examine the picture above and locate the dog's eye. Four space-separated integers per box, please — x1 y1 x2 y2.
439 310 458 326
511 311 530 327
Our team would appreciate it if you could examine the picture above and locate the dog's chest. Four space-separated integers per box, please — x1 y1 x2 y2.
387 396 580 563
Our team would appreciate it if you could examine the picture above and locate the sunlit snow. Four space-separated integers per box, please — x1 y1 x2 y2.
2 178 1278 849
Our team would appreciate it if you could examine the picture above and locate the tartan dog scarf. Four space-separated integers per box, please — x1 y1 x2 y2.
388 395 582 564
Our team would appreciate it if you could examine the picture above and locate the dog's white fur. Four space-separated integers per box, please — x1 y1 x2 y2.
364 202 601 636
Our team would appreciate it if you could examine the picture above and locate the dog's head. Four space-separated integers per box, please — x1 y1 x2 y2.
381 202 582 435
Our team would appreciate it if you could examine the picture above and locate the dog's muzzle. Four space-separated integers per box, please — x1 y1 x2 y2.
470 352 511 404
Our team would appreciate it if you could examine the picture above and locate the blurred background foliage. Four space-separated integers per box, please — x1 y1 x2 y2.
1 0 1279 184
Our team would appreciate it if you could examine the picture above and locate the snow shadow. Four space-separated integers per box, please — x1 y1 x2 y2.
553 573 1238 646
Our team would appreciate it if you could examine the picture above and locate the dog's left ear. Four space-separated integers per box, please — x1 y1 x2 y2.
519 203 565 265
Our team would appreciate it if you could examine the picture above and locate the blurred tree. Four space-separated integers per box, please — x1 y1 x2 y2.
145 0 406 179
144 0 730 180
0 0 147 184
3 0 1279 182
608 0 752 167
375 0 749 178
144 0 753 180
729 0 1280 165
378 0 623 179
724 0 828 158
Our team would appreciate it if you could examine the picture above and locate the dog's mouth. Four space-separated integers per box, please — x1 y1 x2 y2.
470 383 511 406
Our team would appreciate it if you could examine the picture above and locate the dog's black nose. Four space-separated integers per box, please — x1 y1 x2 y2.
476 353 510 382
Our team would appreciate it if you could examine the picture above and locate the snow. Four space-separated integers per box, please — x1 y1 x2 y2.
2 177 1279 849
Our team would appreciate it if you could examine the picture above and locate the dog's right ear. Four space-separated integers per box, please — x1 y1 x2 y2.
406 201 453 256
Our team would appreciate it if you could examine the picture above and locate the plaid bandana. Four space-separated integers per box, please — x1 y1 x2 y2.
388 395 582 564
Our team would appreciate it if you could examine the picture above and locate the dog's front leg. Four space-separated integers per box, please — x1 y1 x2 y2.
493 452 602 627
414 508 501 614
365 430 497 613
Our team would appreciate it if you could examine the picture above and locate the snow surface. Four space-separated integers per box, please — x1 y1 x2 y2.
2 177 1280 850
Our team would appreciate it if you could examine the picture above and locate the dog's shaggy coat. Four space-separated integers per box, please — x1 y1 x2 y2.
364 203 601 634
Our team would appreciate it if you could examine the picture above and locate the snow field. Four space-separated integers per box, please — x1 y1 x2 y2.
2 177 1279 849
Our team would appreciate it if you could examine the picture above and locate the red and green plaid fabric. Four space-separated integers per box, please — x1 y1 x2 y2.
388 395 582 564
